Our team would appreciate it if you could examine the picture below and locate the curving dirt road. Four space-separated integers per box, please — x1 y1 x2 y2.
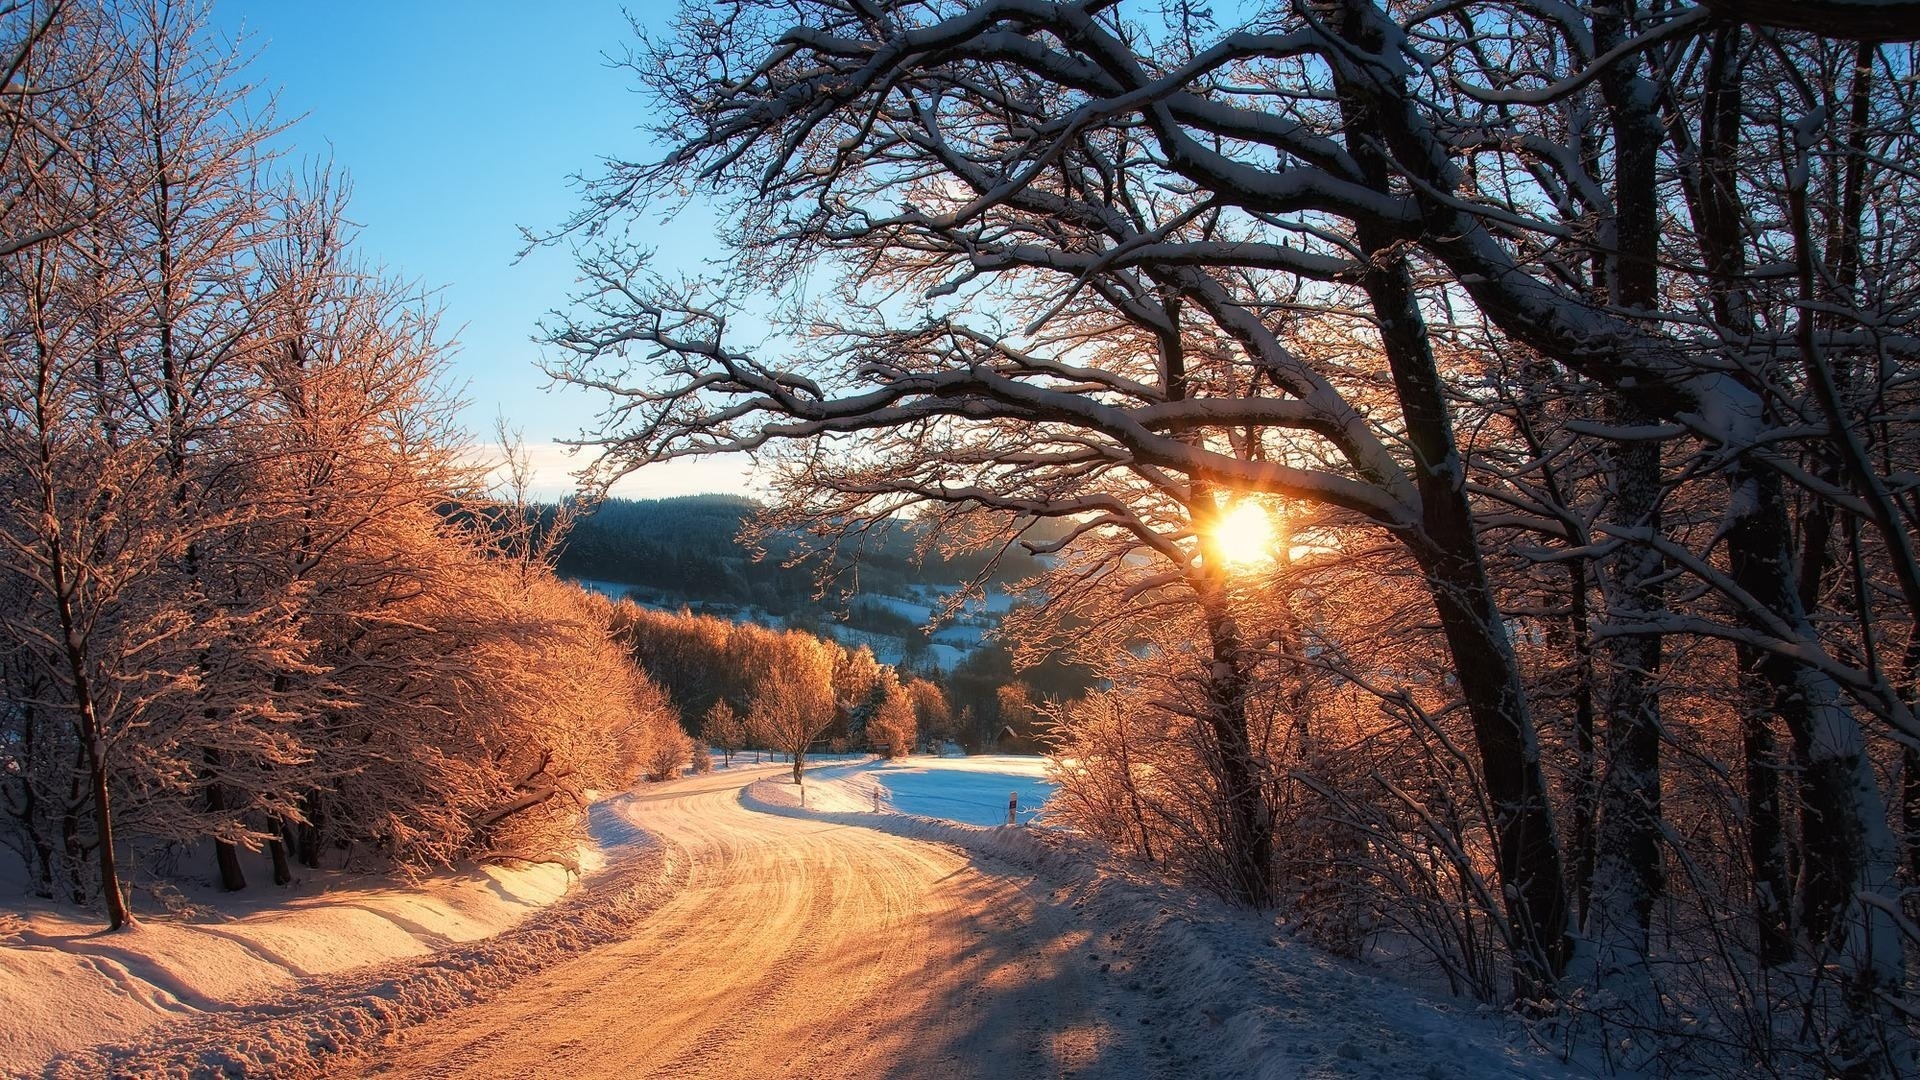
340 765 1164 1079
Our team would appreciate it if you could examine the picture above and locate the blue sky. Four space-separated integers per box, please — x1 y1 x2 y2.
208 1 750 498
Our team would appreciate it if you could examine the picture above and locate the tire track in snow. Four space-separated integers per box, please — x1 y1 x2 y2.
334 767 1154 1079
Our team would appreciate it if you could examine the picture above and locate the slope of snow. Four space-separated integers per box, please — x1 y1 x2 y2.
0 791 669 1076
854 593 935 622
925 642 968 670
745 760 1590 1080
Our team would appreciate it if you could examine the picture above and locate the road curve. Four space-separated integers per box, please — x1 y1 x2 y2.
340 765 1160 1079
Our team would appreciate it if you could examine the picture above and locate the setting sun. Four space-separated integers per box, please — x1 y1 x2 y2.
1211 502 1275 566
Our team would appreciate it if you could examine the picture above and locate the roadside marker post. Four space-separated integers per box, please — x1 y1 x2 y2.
1007 792 1018 826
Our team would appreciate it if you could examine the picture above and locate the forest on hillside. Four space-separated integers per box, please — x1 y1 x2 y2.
548 494 1096 751
553 494 1061 615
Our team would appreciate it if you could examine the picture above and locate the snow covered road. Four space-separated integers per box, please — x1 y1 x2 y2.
38 761 1579 1078
342 764 1165 1079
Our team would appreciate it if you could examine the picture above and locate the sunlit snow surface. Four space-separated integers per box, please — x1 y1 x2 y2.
862 756 1054 826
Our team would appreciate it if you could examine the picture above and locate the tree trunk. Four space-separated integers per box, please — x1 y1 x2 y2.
45 499 131 928
1586 14 1669 1018
1337 24 1572 996
1198 593 1275 908
1738 657 1795 968
1116 713 1155 863
62 794 84 905
268 820 293 887
1361 233 1572 998
1905 744 1920 890
204 749 246 892
80 718 130 930
1727 464 1903 1073
1587 406 1666 1020
1688 20 1798 974
296 795 324 870
1568 560 1598 927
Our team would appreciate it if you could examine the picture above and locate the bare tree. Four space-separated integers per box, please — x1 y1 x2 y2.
550 2 1920 1066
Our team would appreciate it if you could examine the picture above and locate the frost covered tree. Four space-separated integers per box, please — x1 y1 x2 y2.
0 0 687 927
548 0 1920 1068
864 670 917 759
904 677 952 747
743 628 838 786
700 699 746 767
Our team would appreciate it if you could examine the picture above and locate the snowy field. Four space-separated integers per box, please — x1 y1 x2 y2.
748 755 1053 826
855 593 935 623
868 755 1053 825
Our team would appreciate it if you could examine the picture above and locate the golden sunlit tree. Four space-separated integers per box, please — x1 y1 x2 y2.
0 0 689 928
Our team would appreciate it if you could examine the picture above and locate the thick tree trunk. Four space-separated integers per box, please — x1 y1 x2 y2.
1727 465 1903 1074
1405 531 1572 1001
79 718 129 930
267 825 293 888
1686 20 1798 973
1738 658 1795 967
1336 15 1571 997
1566 562 1598 928
1360 233 1571 998
1700 0 1920 40
296 795 324 870
1197 592 1275 908
1585 17 1668 1019
1587 409 1666 1020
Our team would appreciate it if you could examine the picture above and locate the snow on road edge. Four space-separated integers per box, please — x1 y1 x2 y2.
746 763 1587 1080
21 794 680 1080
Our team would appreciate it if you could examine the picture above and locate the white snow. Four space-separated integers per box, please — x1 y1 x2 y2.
0 792 666 1076
855 593 935 622
926 642 968 670
870 755 1053 825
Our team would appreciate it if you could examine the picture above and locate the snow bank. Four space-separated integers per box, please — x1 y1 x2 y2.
745 762 1584 1080
5 794 670 1078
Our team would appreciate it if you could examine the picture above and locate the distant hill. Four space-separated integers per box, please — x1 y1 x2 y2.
551 495 1070 674
552 494 1094 747
554 494 814 614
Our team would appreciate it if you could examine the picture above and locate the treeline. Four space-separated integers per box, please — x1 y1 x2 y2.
615 604 949 780
0 2 686 927
614 595 1094 757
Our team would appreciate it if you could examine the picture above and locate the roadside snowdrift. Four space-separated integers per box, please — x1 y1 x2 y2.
3 790 676 1078
746 758 1582 1080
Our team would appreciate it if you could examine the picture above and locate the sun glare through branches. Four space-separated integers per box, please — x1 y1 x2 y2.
1210 502 1275 568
